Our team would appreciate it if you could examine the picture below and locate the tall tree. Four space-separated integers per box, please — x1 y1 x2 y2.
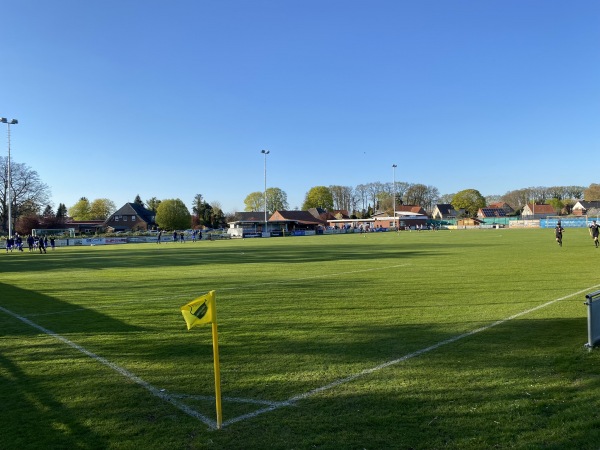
89 198 116 220
548 198 564 214
191 194 212 227
584 184 600 201
354 184 369 214
566 186 585 200
207 200 226 228
244 191 264 212
396 182 409 205
42 205 54 218
452 189 486 217
330 185 354 211
16 214 41 236
191 194 206 216
0 157 51 233
405 183 429 206
302 186 334 210
366 182 384 211
146 197 161 212
501 189 527 211
266 187 288 213
134 194 144 206
422 185 440 213
155 199 191 230
438 193 455 204
56 203 67 221
68 197 92 221
485 195 502 204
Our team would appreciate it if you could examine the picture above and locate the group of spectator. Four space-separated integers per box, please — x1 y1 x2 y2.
156 229 203 244
5 233 55 253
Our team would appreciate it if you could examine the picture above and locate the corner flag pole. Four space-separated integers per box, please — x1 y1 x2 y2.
180 290 223 429
211 319 223 429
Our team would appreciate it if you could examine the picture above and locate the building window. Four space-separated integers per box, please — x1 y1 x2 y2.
124 216 128 221
132 215 136 221
115 216 119 221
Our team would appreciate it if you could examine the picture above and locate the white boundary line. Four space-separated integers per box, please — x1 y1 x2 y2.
221 284 600 427
2 283 596 431
0 305 219 430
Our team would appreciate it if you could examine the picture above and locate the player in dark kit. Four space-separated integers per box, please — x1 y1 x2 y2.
590 220 600 248
555 222 564 247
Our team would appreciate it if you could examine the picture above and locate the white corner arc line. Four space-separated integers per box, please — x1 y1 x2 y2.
0 305 218 430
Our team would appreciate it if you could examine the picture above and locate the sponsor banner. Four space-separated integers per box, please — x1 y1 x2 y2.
541 218 588 228
104 238 128 244
83 238 105 246
127 237 149 243
243 232 262 238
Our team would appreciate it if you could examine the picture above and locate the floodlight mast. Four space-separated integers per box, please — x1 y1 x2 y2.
261 149 270 234
392 164 397 229
1 118 18 238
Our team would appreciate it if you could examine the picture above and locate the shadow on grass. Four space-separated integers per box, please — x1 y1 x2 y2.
0 282 145 334
207 316 600 449
0 237 488 274
0 350 109 449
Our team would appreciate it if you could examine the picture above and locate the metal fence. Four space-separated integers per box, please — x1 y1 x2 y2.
584 290 600 349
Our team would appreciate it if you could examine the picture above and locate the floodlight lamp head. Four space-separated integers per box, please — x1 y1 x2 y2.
0 118 7 123
392 164 397 168
10 119 18 125
261 149 270 154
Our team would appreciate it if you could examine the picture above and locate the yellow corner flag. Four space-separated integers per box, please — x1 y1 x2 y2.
180 290 223 429
181 291 216 330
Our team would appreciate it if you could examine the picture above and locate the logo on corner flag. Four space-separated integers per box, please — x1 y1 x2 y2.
192 301 208 320
181 291 216 330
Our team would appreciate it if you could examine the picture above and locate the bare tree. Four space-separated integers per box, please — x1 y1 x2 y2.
566 186 585 200
366 182 384 211
329 185 354 211
405 183 428 206
396 182 409 205
422 185 440 213
354 184 369 214
0 158 51 232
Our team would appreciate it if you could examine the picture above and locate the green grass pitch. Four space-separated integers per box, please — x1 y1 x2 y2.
2 228 600 449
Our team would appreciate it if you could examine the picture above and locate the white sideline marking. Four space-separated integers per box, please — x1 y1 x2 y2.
3 283 597 431
221 284 600 427
0 305 219 430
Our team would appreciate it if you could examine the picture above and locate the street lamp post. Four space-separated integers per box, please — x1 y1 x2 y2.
392 164 397 229
1 118 18 238
261 149 270 235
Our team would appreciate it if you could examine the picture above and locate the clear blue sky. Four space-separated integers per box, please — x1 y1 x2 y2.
2 1 598 213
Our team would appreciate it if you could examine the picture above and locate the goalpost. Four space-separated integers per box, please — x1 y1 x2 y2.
32 228 76 237
544 215 599 229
